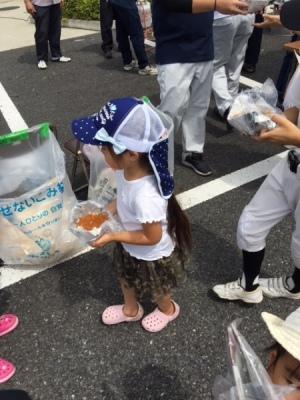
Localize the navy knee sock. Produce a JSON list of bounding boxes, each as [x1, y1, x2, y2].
[[241, 249, 265, 291]]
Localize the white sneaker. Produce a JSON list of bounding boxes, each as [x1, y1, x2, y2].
[[37, 60, 47, 70], [138, 65, 158, 76], [259, 276, 300, 299], [212, 279, 263, 303], [51, 56, 71, 62], [123, 60, 137, 71]]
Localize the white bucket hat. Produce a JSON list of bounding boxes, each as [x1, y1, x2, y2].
[[262, 307, 300, 362]]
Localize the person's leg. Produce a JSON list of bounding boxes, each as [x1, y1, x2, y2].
[[100, 0, 114, 55], [48, 3, 62, 59], [182, 61, 213, 156], [112, 5, 133, 66], [212, 16, 235, 117], [243, 13, 263, 72], [33, 5, 50, 62], [213, 158, 293, 302], [227, 14, 254, 100], [120, 280, 139, 317], [126, 6, 149, 69], [157, 63, 194, 172]]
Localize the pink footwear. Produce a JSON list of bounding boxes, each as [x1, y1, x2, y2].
[[0, 315, 19, 337], [0, 359, 15, 384], [141, 301, 180, 333], [102, 303, 144, 325]]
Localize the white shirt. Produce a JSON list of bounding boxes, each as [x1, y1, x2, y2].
[[116, 171, 175, 261], [32, 0, 60, 6], [284, 65, 300, 111]]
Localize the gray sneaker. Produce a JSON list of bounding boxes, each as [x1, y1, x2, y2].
[[182, 153, 212, 176], [259, 277, 300, 299], [138, 65, 158, 76], [123, 60, 138, 71]]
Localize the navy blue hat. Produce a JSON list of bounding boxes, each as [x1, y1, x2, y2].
[[71, 97, 174, 199]]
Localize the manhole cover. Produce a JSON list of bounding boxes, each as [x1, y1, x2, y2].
[[0, 6, 20, 11]]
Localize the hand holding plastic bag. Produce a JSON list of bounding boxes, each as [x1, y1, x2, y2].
[[213, 319, 296, 400], [228, 79, 280, 136], [70, 200, 121, 245]]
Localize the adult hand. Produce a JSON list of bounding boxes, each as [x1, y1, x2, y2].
[[285, 390, 300, 400], [254, 14, 281, 29], [215, 0, 248, 15], [254, 114, 300, 146], [60, 0, 64, 8], [24, 0, 36, 15]]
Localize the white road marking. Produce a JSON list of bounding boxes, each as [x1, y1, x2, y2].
[[0, 82, 28, 131], [0, 69, 282, 289]]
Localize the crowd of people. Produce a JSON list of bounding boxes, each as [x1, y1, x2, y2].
[[2, 0, 300, 397]]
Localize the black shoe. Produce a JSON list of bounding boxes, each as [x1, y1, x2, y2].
[[182, 153, 212, 176], [103, 50, 113, 59], [242, 63, 256, 74], [214, 107, 233, 132]]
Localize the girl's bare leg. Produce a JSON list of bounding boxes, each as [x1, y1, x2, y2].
[[120, 280, 139, 317], [156, 294, 175, 315]]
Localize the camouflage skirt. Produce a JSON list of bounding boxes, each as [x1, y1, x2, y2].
[[113, 244, 186, 302]]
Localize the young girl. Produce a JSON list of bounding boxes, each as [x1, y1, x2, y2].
[[71, 97, 191, 332]]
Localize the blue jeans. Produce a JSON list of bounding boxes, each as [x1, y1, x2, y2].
[[111, 2, 148, 69]]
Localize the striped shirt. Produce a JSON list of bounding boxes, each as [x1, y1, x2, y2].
[[32, 0, 61, 6]]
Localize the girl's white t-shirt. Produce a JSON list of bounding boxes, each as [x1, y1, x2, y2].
[[115, 171, 175, 261]]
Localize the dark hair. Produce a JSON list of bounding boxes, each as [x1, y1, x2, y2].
[[267, 342, 300, 378], [139, 154, 192, 256]]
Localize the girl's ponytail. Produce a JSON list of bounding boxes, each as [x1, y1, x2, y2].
[[167, 194, 192, 258]]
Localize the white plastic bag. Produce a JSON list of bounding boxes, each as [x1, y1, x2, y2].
[[82, 144, 117, 206], [0, 123, 85, 265], [69, 200, 121, 244], [228, 79, 279, 136], [213, 319, 296, 400], [247, 0, 268, 14]]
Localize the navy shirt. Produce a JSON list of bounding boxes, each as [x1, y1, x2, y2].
[[152, 0, 214, 65]]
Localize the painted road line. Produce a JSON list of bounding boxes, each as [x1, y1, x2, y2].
[[0, 82, 28, 131], [0, 247, 92, 289], [177, 151, 287, 210]]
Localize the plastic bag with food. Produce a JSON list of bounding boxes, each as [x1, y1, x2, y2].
[[228, 79, 279, 136], [70, 200, 122, 244]]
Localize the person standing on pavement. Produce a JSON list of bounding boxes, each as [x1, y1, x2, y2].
[[152, 2, 214, 176], [212, 12, 255, 128], [110, 0, 157, 76], [24, 0, 71, 70], [100, 0, 115, 59]]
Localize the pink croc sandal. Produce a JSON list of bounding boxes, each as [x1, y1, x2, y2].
[[102, 303, 144, 325], [141, 301, 180, 333], [0, 315, 19, 337], [0, 359, 16, 384]]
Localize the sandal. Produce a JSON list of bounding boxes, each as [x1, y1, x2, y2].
[[102, 303, 144, 325], [0, 315, 19, 337], [0, 359, 15, 384], [141, 301, 180, 333]]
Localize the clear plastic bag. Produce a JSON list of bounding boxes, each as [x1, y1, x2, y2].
[[247, 0, 269, 13], [228, 79, 279, 136], [0, 124, 85, 265], [69, 200, 122, 244], [212, 319, 297, 400], [82, 144, 117, 206]]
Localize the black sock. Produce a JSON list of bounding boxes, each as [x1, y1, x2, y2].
[[241, 249, 265, 291], [285, 268, 300, 293]]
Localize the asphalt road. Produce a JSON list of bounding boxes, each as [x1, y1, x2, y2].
[[0, 26, 298, 400]]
